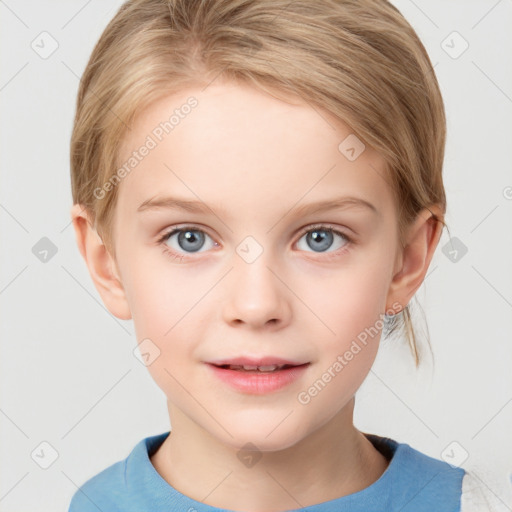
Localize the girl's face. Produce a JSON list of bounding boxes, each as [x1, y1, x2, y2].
[[111, 80, 403, 451]]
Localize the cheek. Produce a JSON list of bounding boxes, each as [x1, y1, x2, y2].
[[120, 253, 210, 383], [120, 247, 191, 333], [300, 259, 390, 340], [298, 271, 387, 413], [296, 259, 390, 402]]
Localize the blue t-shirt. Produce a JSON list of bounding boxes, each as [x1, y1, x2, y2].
[[68, 431, 465, 511]]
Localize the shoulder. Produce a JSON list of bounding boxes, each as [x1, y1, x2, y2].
[[68, 457, 127, 512], [68, 458, 126, 511], [67, 433, 169, 512], [395, 442, 465, 509], [367, 434, 465, 511]]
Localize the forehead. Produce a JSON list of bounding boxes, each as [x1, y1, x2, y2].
[[115, 80, 393, 222]]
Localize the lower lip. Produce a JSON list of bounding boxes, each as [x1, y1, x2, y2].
[[206, 363, 310, 394]]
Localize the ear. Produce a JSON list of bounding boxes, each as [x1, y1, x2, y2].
[[70, 204, 132, 320], [386, 206, 444, 313]]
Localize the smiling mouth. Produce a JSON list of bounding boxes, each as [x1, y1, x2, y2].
[[210, 363, 310, 372], [206, 362, 311, 394]]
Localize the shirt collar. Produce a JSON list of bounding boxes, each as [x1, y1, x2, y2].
[[125, 430, 405, 510]]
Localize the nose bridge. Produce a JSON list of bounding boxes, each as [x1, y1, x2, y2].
[[222, 233, 290, 326], [234, 233, 279, 297]]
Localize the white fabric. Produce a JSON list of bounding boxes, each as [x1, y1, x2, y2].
[[460, 469, 512, 512]]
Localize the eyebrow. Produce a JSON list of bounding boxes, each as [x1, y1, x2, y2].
[[137, 195, 379, 217]]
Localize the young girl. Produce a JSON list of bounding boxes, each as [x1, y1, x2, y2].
[[67, 0, 508, 510]]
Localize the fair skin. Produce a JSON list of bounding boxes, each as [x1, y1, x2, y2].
[[71, 80, 443, 512]]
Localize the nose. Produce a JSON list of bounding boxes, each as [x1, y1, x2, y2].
[[221, 246, 291, 329]]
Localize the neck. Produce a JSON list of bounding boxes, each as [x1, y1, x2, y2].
[[151, 397, 390, 512]]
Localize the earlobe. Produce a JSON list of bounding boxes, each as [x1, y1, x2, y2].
[[386, 206, 444, 312], [70, 204, 132, 320]]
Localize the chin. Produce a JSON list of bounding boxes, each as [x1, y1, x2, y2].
[[214, 417, 308, 453]]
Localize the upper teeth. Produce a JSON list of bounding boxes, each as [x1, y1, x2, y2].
[[227, 364, 286, 372]]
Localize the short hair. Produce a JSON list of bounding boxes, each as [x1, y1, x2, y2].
[[70, 0, 449, 367]]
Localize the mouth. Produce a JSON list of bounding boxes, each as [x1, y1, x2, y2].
[[209, 363, 309, 372], [205, 361, 311, 394]]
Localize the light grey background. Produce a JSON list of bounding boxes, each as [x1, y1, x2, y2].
[[1, 1, 511, 510]]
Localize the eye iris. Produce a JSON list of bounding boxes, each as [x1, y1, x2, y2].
[[178, 230, 204, 252], [307, 229, 333, 252]]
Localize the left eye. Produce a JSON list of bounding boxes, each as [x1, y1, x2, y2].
[[296, 225, 350, 253]]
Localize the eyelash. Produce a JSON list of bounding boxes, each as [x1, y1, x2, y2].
[[156, 223, 354, 263]]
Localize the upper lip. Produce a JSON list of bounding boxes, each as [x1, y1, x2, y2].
[[206, 356, 309, 367]]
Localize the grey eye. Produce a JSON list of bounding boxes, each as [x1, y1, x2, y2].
[[296, 228, 348, 253], [164, 228, 215, 253]]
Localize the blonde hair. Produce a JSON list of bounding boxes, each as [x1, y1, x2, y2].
[[70, 0, 449, 367]]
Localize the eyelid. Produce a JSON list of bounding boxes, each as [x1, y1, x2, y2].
[[295, 223, 353, 240]]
